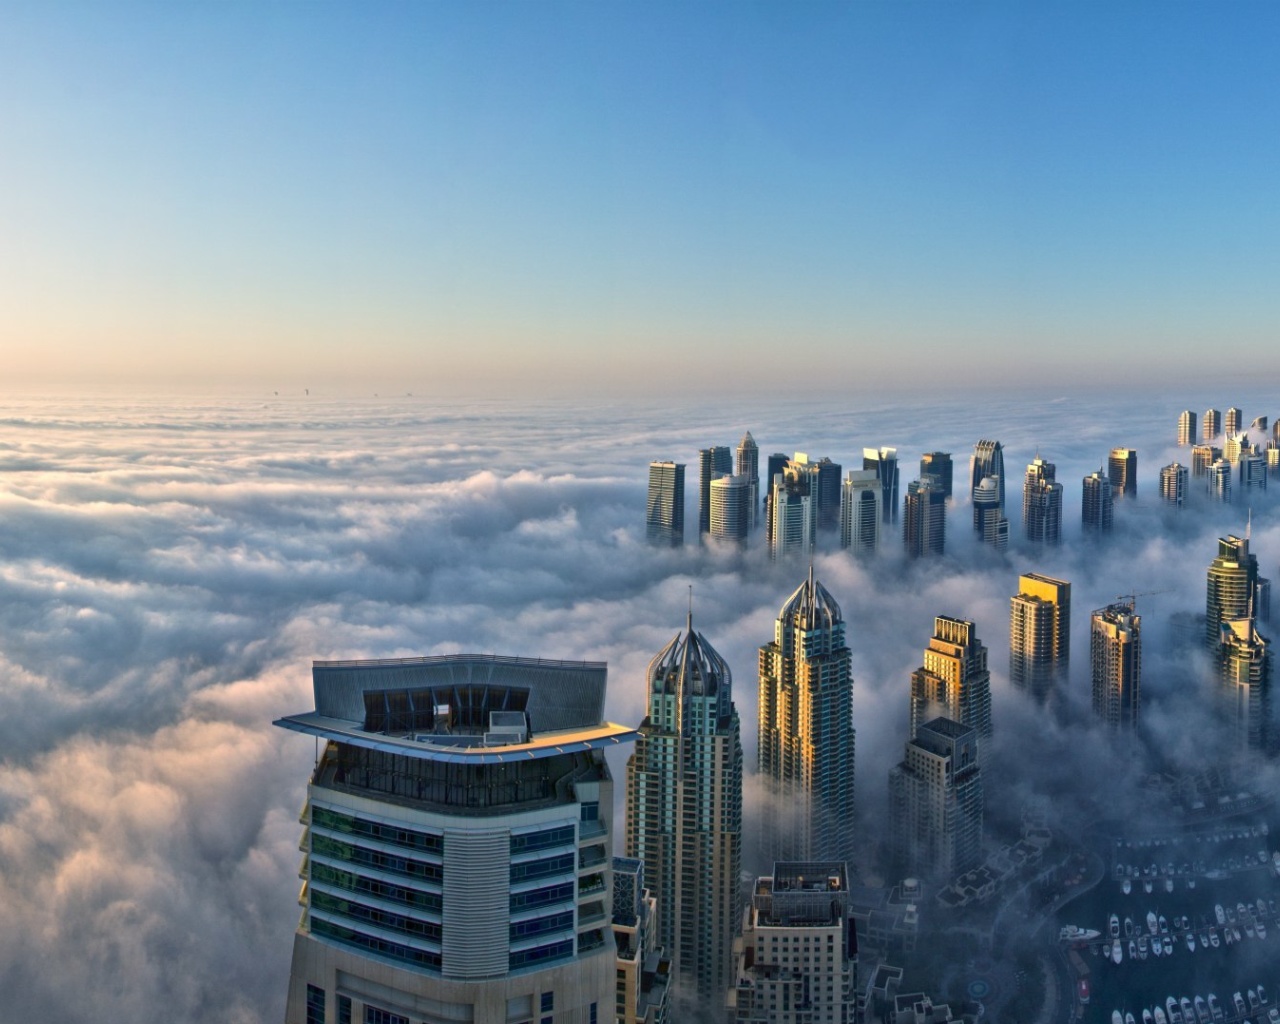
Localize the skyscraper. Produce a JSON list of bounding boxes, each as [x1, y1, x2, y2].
[[903, 478, 946, 558], [1178, 410, 1197, 447], [920, 451, 954, 500], [1240, 451, 1268, 494], [1091, 602, 1141, 730], [709, 473, 752, 545], [1204, 408, 1222, 440], [276, 654, 635, 1024], [1225, 406, 1243, 437], [1022, 455, 1063, 544], [888, 718, 983, 880], [737, 432, 760, 529], [1205, 534, 1265, 649], [969, 440, 1005, 511], [626, 615, 742, 1009], [1160, 462, 1188, 508], [1224, 433, 1251, 465], [972, 476, 1008, 550], [1108, 447, 1137, 499], [731, 863, 856, 1024], [1252, 415, 1269, 435], [758, 569, 855, 865], [863, 447, 900, 525], [698, 446, 733, 538], [1191, 444, 1221, 478], [1009, 573, 1071, 700], [647, 462, 685, 546], [839, 468, 880, 555], [767, 456, 819, 560], [1218, 617, 1272, 752], [1208, 460, 1233, 502], [1081, 468, 1114, 533], [908, 616, 992, 747], [815, 457, 843, 533]]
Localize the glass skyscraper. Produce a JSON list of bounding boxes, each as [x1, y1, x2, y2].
[[626, 616, 742, 1010], [646, 461, 685, 546], [758, 570, 855, 865]]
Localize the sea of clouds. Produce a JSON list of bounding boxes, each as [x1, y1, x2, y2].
[[0, 386, 1277, 1023]]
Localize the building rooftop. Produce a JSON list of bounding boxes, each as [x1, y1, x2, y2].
[[274, 652, 638, 763]]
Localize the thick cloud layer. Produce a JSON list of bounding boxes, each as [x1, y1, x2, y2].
[[0, 388, 1277, 1022]]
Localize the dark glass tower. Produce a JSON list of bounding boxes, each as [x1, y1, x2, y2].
[[646, 461, 685, 546]]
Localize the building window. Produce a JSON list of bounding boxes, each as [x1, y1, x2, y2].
[[337, 996, 351, 1024], [306, 984, 326, 1024], [364, 1007, 409, 1024], [541, 992, 555, 1012], [590, 1002, 598, 1024]]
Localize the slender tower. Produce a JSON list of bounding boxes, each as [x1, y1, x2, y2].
[[1022, 455, 1063, 544], [1010, 573, 1071, 700], [736, 431, 760, 529], [758, 569, 855, 864], [1178, 410, 1197, 447], [646, 461, 685, 546], [626, 613, 742, 1009], [1091, 602, 1141, 730], [1082, 467, 1114, 533], [908, 616, 992, 749], [970, 440, 1005, 511]]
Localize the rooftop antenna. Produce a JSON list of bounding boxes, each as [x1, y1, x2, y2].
[[1247, 507, 1253, 541], [687, 584, 694, 632]]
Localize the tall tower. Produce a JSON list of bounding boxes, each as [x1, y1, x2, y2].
[[1160, 463, 1188, 507], [1081, 467, 1114, 533], [1225, 406, 1243, 437], [1178, 410, 1197, 447], [863, 447, 900, 525], [1009, 573, 1071, 700], [920, 451, 954, 500], [736, 432, 760, 529], [1108, 447, 1137, 499], [814, 457, 843, 533], [972, 476, 1008, 550], [767, 456, 820, 560], [1208, 460, 1233, 502], [1218, 618, 1272, 752], [1204, 408, 1222, 440], [626, 615, 742, 1008], [903, 478, 946, 558], [1191, 444, 1220, 478], [839, 468, 881, 555], [1022, 455, 1063, 544], [908, 616, 992, 747], [1240, 451, 1268, 495], [647, 461, 685, 546], [1205, 534, 1262, 650], [758, 569, 855, 865], [969, 440, 1004, 511], [888, 718, 983, 880], [709, 474, 752, 545], [1091, 602, 1141, 730], [276, 655, 635, 1024], [698, 446, 733, 539]]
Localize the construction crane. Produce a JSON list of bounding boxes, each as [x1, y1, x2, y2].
[[1113, 588, 1174, 610]]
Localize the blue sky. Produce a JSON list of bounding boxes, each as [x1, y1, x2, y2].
[[3, 3, 1280, 393]]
